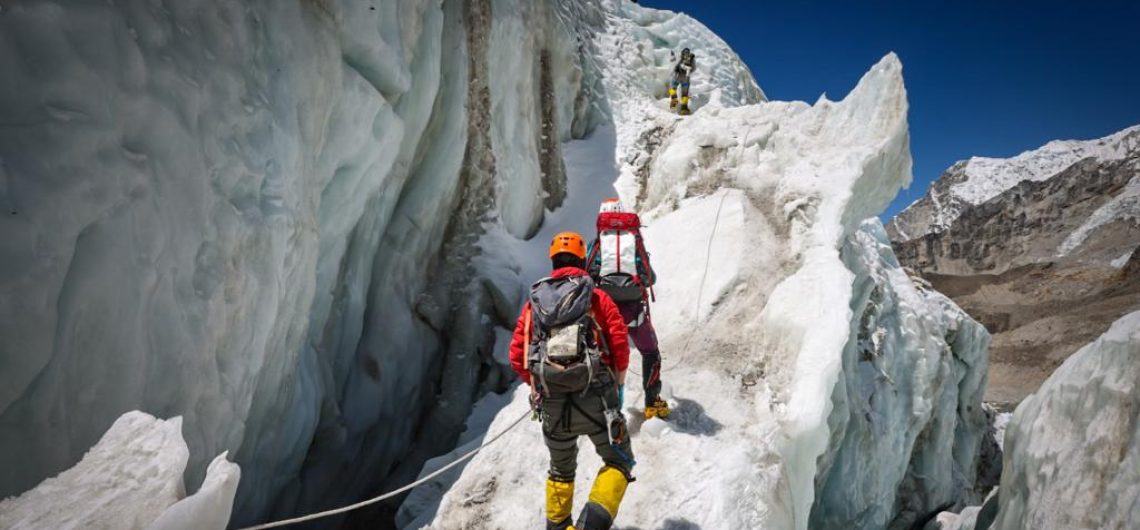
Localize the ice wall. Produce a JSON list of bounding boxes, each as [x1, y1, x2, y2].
[[813, 220, 992, 529], [0, 0, 603, 525], [992, 311, 1140, 529]]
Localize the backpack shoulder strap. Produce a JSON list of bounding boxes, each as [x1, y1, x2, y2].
[[588, 308, 608, 356], [586, 239, 600, 274]]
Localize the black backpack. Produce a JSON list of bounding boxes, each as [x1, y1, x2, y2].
[[524, 275, 608, 395], [675, 52, 695, 75]]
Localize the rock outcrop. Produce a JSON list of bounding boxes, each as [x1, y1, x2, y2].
[[888, 126, 1140, 404]]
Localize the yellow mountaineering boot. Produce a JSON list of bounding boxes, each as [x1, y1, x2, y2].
[[678, 95, 691, 115], [644, 397, 671, 419], [574, 466, 629, 530], [668, 87, 678, 109], [546, 478, 574, 530]]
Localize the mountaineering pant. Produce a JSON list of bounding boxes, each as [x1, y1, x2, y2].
[[541, 382, 633, 530], [669, 73, 691, 111], [669, 75, 691, 98], [617, 300, 662, 407]]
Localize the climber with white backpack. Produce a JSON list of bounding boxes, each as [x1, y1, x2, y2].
[[587, 198, 670, 420], [509, 231, 633, 530]]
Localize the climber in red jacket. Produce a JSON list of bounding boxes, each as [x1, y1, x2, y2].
[[508, 231, 632, 530]]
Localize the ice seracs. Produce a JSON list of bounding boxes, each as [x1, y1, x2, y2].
[[419, 18, 991, 527], [0, 0, 602, 525], [991, 311, 1140, 530]]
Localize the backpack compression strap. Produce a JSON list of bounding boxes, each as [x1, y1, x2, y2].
[[634, 234, 656, 302], [522, 307, 532, 371]]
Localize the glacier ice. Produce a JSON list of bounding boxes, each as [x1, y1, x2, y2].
[[0, 411, 238, 530], [416, 3, 993, 524], [1, 0, 996, 527], [814, 220, 992, 529], [147, 451, 241, 530], [0, 0, 605, 525], [991, 311, 1140, 530]]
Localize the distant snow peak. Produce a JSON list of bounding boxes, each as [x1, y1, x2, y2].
[[891, 124, 1140, 239], [959, 124, 1140, 205]]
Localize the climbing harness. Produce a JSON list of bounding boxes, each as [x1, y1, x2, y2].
[[237, 409, 531, 530]]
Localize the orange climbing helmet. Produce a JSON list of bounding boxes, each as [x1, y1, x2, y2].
[[549, 231, 587, 259]]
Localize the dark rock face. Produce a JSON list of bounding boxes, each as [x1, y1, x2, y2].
[[887, 160, 971, 241], [892, 155, 1137, 276], [889, 148, 1140, 405]]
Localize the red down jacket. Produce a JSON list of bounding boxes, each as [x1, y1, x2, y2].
[[509, 267, 630, 384]]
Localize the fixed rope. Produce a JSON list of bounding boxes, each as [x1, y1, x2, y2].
[[238, 409, 531, 530], [630, 189, 729, 376]]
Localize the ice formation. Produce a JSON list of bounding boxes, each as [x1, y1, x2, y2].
[[1, 0, 993, 527], [991, 311, 1140, 530], [0, 411, 238, 530], [0, 0, 603, 525], [416, 3, 991, 529]]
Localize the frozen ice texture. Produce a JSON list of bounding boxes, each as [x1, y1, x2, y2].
[[0, 0, 602, 524], [992, 311, 1140, 530], [1, 0, 993, 527], [0, 411, 238, 530], [415, 4, 992, 525]]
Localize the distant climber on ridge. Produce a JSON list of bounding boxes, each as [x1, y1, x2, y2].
[[669, 47, 696, 115], [509, 232, 634, 530], [587, 199, 670, 420]]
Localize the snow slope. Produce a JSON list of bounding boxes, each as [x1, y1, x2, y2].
[[890, 125, 1140, 240], [0, 411, 238, 530], [1057, 167, 1140, 256], [415, 3, 992, 527], [992, 311, 1140, 530], [957, 126, 1139, 206]]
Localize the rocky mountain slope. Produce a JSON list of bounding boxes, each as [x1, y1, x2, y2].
[[888, 126, 1140, 241], [888, 126, 1140, 404]]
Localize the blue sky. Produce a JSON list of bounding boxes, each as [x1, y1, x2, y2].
[[642, 0, 1140, 219]]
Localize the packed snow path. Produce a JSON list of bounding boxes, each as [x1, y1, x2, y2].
[[415, 121, 791, 530]]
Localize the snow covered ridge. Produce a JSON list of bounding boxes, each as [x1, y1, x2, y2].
[[959, 125, 1139, 206], [990, 311, 1140, 530], [423, 49, 994, 529], [0, 0, 611, 525], [0, 411, 239, 530], [889, 124, 1140, 239]]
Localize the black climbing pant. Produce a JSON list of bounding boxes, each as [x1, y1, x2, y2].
[[541, 381, 634, 481]]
